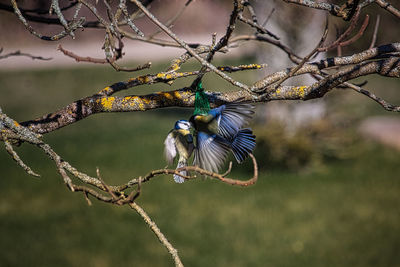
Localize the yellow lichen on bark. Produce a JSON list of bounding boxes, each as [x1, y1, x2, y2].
[[98, 86, 112, 95], [128, 76, 150, 84], [295, 86, 307, 98], [100, 97, 115, 111], [142, 96, 151, 105], [173, 91, 182, 99], [163, 92, 173, 100]]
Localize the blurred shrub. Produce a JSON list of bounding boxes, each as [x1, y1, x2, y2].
[[253, 118, 357, 171]]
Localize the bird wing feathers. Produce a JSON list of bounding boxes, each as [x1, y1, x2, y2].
[[193, 132, 230, 173], [164, 132, 177, 164], [230, 128, 256, 163], [216, 103, 254, 139]]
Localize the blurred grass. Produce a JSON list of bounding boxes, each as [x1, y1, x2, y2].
[[0, 62, 400, 267]]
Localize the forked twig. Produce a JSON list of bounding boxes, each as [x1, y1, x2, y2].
[[269, 21, 329, 91], [130, 0, 252, 92]]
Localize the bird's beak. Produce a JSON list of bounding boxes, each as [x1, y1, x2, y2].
[[178, 128, 190, 136]]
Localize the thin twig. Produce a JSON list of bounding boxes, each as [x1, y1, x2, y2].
[[261, 7, 275, 27], [58, 44, 151, 71], [51, 0, 75, 38], [348, 82, 400, 111], [11, 0, 84, 41], [239, 0, 279, 40], [58, 44, 109, 63], [119, 0, 144, 36], [318, 7, 364, 52], [2, 137, 40, 177], [369, 14, 380, 49], [130, 0, 252, 93], [283, 0, 358, 20], [339, 14, 369, 46], [148, 0, 193, 39], [0, 49, 52, 61], [270, 21, 329, 91], [130, 202, 184, 267]]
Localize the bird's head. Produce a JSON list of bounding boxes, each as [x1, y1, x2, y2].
[[174, 120, 191, 130], [189, 115, 197, 125], [189, 114, 210, 125]]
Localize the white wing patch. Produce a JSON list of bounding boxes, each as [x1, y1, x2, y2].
[[164, 132, 176, 164]]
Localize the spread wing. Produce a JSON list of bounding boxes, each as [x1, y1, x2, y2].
[[193, 132, 230, 173], [216, 102, 255, 139], [164, 132, 176, 164]]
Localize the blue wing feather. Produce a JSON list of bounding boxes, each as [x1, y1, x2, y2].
[[193, 102, 256, 172], [230, 128, 256, 163], [193, 132, 230, 173], [211, 102, 254, 139]]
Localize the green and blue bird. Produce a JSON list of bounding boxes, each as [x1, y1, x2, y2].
[[165, 102, 256, 182], [164, 120, 194, 183], [189, 102, 256, 173]]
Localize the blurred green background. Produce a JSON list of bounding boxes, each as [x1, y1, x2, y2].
[[0, 59, 400, 267]]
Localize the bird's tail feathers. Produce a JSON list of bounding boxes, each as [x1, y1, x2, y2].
[[174, 159, 188, 183], [231, 128, 256, 163]]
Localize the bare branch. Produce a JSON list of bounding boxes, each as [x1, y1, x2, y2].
[[304, 57, 400, 100], [119, 0, 144, 37], [0, 48, 52, 61], [130, 202, 184, 267], [130, 0, 252, 92], [12, 43, 398, 135], [50, 0, 76, 38], [369, 14, 381, 49], [283, 0, 359, 20], [240, 0, 279, 40], [348, 82, 400, 111], [148, 0, 193, 39], [1, 2, 399, 263], [57, 44, 152, 71], [271, 19, 329, 90], [375, 0, 400, 18], [1, 107, 258, 267], [10, 0, 84, 41], [192, 0, 244, 86], [339, 14, 370, 46], [318, 7, 366, 52], [2, 137, 40, 177], [58, 44, 109, 64]]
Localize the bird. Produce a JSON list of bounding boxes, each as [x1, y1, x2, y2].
[[189, 102, 256, 173], [164, 120, 194, 183]]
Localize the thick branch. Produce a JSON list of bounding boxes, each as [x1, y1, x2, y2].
[[18, 43, 400, 134]]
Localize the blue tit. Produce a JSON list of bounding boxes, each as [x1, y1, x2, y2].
[[189, 102, 256, 173], [164, 120, 194, 183]]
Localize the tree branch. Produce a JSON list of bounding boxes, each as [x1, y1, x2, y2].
[[14, 43, 398, 134], [130, 202, 184, 267], [0, 48, 52, 61], [130, 0, 252, 92]]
